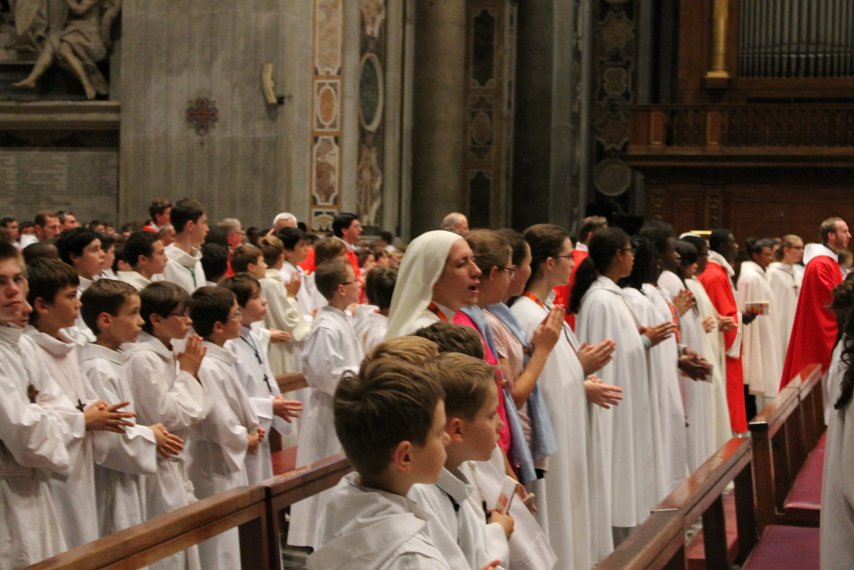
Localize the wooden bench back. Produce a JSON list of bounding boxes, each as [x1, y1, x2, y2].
[[277, 372, 308, 393], [599, 437, 757, 570], [749, 363, 822, 531]]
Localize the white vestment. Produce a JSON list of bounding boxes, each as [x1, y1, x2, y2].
[[736, 261, 782, 399], [308, 472, 451, 570], [117, 270, 153, 291], [227, 324, 292, 484], [686, 277, 732, 448], [820, 336, 854, 569], [409, 467, 508, 570], [288, 306, 364, 548], [124, 332, 212, 570], [576, 277, 656, 534], [767, 261, 802, 369], [79, 343, 158, 536], [281, 261, 316, 321], [0, 325, 80, 568], [352, 304, 388, 354], [261, 268, 311, 376], [191, 342, 258, 570], [512, 295, 593, 567], [163, 244, 206, 293], [25, 327, 100, 547]]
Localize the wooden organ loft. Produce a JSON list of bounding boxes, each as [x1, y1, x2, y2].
[[627, 0, 854, 241]]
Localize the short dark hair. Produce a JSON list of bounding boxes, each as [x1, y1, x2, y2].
[[276, 227, 307, 251], [170, 198, 205, 233], [578, 216, 608, 243], [55, 228, 100, 265], [139, 281, 189, 334], [495, 228, 528, 267], [190, 286, 236, 338], [81, 279, 138, 334], [314, 237, 346, 266], [0, 239, 20, 263], [22, 241, 58, 264], [434, 352, 495, 421], [220, 272, 261, 307], [200, 243, 229, 282], [26, 258, 79, 325], [315, 259, 352, 300], [379, 230, 393, 244], [33, 211, 58, 227], [56, 210, 75, 224], [334, 351, 443, 476], [231, 244, 262, 273], [709, 229, 734, 253], [412, 322, 484, 359], [365, 267, 396, 309], [258, 236, 284, 266], [0, 217, 16, 229], [148, 198, 172, 221], [123, 231, 159, 269], [332, 212, 359, 238], [821, 217, 843, 246]]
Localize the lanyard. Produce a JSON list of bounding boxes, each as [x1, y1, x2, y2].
[[240, 334, 274, 394], [427, 302, 448, 322]]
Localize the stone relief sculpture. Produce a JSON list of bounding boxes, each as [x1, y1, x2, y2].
[[6, 0, 68, 53], [13, 0, 120, 99]]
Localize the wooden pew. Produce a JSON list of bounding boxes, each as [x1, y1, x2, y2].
[[272, 372, 308, 474], [749, 363, 822, 530], [598, 437, 757, 570], [277, 372, 308, 394], [27, 486, 270, 570], [261, 454, 352, 567]]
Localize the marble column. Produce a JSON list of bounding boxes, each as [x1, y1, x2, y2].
[[409, 0, 466, 237]]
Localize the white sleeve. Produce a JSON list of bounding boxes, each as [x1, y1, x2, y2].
[[302, 325, 359, 396], [196, 365, 249, 473]]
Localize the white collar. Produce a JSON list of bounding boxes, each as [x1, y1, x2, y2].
[[708, 250, 735, 276]]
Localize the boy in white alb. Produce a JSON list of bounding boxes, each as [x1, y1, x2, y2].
[[163, 198, 209, 293], [0, 242, 84, 566], [79, 279, 184, 535], [124, 281, 212, 570], [289, 259, 364, 548], [278, 227, 314, 322], [118, 230, 168, 290], [56, 227, 105, 344], [258, 236, 311, 375], [222, 273, 302, 483], [308, 338, 453, 569], [25, 258, 136, 548], [353, 266, 395, 353], [188, 286, 265, 570]]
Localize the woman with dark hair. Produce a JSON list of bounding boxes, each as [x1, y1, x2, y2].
[[511, 223, 619, 567], [737, 238, 782, 410], [820, 279, 854, 565], [620, 237, 689, 501], [571, 226, 657, 548]]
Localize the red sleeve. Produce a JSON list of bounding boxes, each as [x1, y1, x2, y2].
[[698, 265, 739, 350]]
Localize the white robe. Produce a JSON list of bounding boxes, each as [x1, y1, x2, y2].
[[124, 332, 212, 570], [0, 325, 80, 568], [511, 295, 593, 568], [309, 472, 451, 570], [289, 306, 364, 548], [192, 342, 258, 570], [261, 268, 311, 376], [117, 270, 153, 291], [685, 277, 732, 449], [409, 467, 508, 570], [24, 327, 100, 547], [352, 304, 388, 354], [820, 336, 854, 569], [736, 261, 782, 399], [281, 261, 315, 322], [622, 286, 688, 501], [163, 244, 206, 293], [767, 261, 802, 371], [227, 324, 293, 483], [576, 276, 656, 534], [79, 343, 159, 536]]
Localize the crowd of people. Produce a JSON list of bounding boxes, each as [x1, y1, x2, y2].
[[0, 200, 851, 570]]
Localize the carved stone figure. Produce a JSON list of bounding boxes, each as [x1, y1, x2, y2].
[[13, 0, 120, 99]]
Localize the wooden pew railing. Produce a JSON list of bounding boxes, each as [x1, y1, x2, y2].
[[598, 437, 756, 570], [277, 371, 308, 393], [749, 363, 822, 531]]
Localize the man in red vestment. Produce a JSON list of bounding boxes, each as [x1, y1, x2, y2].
[[555, 216, 607, 328], [299, 212, 363, 277], [780, 217, 851, 387], [698, 229, 749, 433]]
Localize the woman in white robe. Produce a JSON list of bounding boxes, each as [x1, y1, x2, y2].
[[767, 235, 804, 371], [737, 239, 782, 407], [572, 226, 658, 548], [681, 234, 733, 448]]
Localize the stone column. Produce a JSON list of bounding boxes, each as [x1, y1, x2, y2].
[[409, 0, 466, 237]]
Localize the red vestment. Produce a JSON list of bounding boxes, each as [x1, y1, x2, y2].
[[698, 261, 747, 433], [553, 249, 589, 329], [780, 253, 841, 387]]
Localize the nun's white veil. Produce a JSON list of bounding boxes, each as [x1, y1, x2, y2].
[[385, 230, 464, 339]]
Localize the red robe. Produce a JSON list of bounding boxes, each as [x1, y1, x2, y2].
[[698, 260, 748, 433], [553, 248, 589, 329], [780, 252, 842, 388]]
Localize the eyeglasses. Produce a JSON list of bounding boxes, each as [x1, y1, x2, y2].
[[552, 254, 574, 261], [230, 310, 243, 320], [500, 266, 517, 278]]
